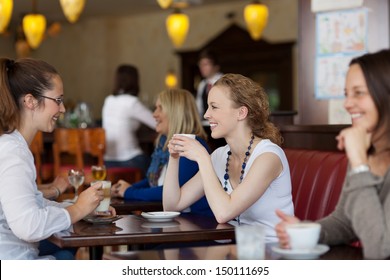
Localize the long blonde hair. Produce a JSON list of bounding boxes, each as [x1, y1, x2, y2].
[[158, 88, 207, 149]]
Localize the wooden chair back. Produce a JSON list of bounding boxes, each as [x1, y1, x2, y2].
[[53, 128, 84, 177], [79, 127, 106, 166]]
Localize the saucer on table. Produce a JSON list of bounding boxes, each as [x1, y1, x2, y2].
[[141, 211, 180, 222], [271, 244, 330, 260]]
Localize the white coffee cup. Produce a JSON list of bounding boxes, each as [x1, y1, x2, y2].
[[286, 222, 321, 250], [235, 225, 266, 260], [176, 133, 196, 139], [94, 180, 111, 213]]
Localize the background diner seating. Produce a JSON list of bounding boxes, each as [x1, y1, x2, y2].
[[279, 124, 349, 221], [52, 128, 84, 179], [284, 148, 348, 220], [51, 127, 142, 185], [29, 131, 54, 184]]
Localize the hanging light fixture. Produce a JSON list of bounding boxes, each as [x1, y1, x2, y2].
[[0, 0, 13, 34], [165, 69, 178, 88], [157, 0, 173, 9], [23, 0, 46, 49], [244, 0, 269, 41], [166, 9, 189, 48], [60, 0, 86, 23]]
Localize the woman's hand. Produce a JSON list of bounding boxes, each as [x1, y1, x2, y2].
[[275, 209, 300, 249], [67, 182, 104, 223], [168, 135, 208, 163], [51, 175, 71, 194], [336, 126, 371, 167], [111, 179, 131, 198]]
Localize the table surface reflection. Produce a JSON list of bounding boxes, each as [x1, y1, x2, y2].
[[110, 198, 163, 215], [103, 243, 364, 260], [49, 213, 235, 248]]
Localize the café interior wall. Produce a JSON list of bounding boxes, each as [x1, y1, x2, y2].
[[0, 0, 298, 121]]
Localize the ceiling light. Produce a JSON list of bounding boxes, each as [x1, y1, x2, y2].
[[60, 0, 86, 23], [157, 0, 173, 9], [0, 0, 13, 34], [166, 9, 189, 48], [23, 13, 46, 49], [165, 70, 178, 88], [244, 0, 269, 40]]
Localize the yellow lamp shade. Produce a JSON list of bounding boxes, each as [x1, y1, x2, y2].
[[165, 71, 178, 88], [166, 10, 189, 48], [60, 0, 86, 23], [157, 0, 173, 9], [244, 2, 269, 40], [23, 14, 46, 49], [0, 0, 13, 33]]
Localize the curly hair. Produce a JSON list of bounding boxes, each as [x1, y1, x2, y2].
[[214, 73, 282, 145]]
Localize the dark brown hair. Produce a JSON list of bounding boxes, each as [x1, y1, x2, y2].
[[349, 49, 390, 134], [214, 73, 282, 145], [0, 57, 59, 135], [112, 64, 140, 96]]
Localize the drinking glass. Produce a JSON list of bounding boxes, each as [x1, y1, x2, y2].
[[68, 169, 85, 201], [91, 165, 107, 180]]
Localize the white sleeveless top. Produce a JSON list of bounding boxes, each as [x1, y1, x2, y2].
[[211, 139, 294, 242]]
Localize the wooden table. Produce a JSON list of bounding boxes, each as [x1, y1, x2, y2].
[[103, 243, 364, 260], [49, 213, 235, 259], [110, 198, 163, 215]]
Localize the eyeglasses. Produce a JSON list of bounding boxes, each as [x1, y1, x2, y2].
[[36, 94, 64, 106]]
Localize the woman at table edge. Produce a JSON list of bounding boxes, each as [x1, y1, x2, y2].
[[0, 58, 114, 260], [276, 49, 390, 260], [163, 73, 294, 242]]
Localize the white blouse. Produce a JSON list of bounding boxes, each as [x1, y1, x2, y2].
[[102, 94, 156, 161], [0, 130, 71, 259]]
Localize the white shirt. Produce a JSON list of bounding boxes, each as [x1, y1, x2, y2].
[[0, 130, 71, 259], [196, 72, 223, 118], [211, 139, 294, 243], [102, 94, 156, 161]]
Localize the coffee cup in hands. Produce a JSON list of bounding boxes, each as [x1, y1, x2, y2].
[[285, 222, 321, 251], [94, 180, 111, 214]]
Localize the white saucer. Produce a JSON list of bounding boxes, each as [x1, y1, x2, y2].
[[271, 244, 330, 260], [141, 211, 180, 222]]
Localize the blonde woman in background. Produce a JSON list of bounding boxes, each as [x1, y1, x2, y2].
[[112, 88, 212, 216]]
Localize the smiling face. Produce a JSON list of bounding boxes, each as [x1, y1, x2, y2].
[[344, 64, 379, 133], [35, 75, 65, 133], [204, 85, 240, 139], [153, 97, 169, 135]]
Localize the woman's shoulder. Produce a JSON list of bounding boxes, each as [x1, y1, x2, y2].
[[254, 139, 285, 157], [0, 131, 29, 159]]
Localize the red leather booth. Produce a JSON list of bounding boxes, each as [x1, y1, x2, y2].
[[284, 148, 348, 221]]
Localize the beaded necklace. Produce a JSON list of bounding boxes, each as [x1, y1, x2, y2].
[[223, 134, 255, 225]]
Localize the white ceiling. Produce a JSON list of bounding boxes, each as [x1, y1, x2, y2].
[[11, 0, 243, 23]]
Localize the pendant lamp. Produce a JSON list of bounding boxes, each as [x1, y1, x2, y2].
[[23, 13, 46, 49], [166, 9, 189, 48], [157, 0, 173, 9], [0, 0, 13, 33], [165, 70, 178, 88], [244, 0, 269, 41], [60, 0, 86, 23]]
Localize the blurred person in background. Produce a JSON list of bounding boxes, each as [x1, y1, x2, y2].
[[196, 50, 223, 120], [102, 64, 156, 175]]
